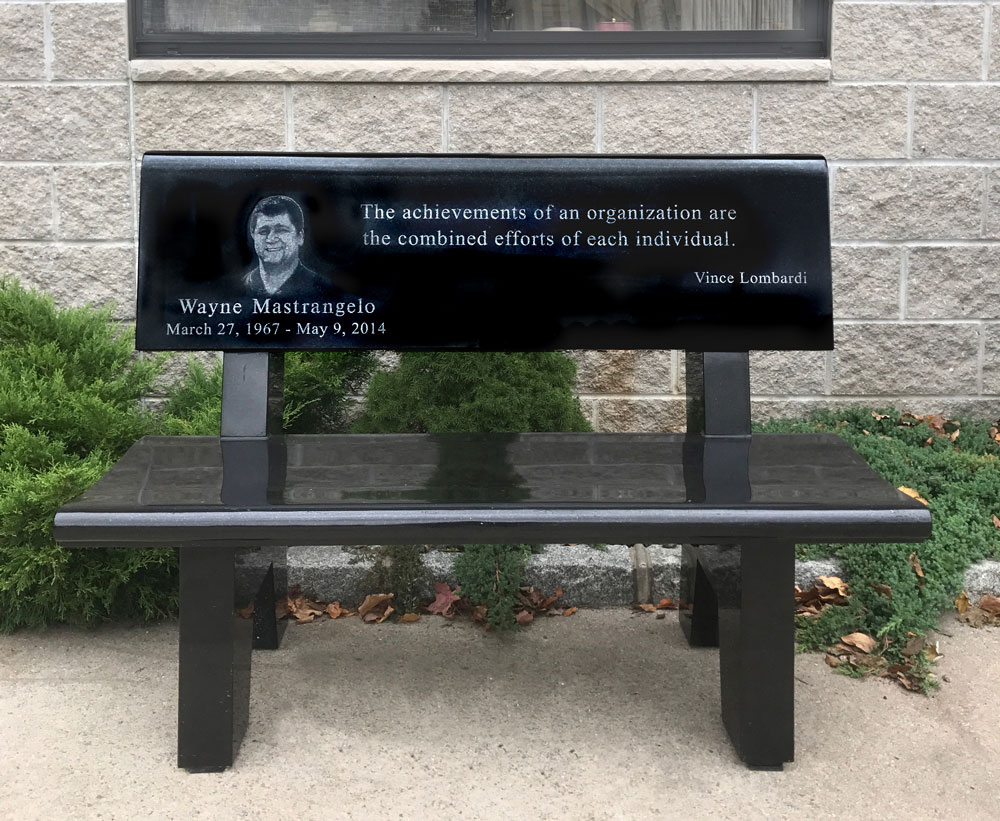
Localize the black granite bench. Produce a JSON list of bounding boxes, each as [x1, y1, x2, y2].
[[53, 154, 931, 773]]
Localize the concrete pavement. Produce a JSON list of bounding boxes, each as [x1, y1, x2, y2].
[[2, 610, 999, 820]]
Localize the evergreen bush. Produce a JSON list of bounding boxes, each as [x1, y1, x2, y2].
[[162, 350, 376, 436], [758, 408, 1000, 680], [0, 280, 175, 631], [352, 351, 591, 625]]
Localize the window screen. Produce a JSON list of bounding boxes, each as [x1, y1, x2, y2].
[[132, 0, 827, 58]]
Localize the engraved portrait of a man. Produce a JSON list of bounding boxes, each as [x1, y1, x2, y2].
[[243, 195, 328, 297]]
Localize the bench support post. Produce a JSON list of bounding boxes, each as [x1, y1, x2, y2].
[[177, 546, 251, 772]]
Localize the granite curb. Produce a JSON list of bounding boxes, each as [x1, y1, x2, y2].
[[236, 545, 1000, 607]]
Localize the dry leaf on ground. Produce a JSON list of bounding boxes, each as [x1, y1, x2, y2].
[[399, 613, 421, 623], [635, 603, 657, 613], [898, 486, 929, 506], [979, 595, 1000, 616], [907, 552, 925, 579], [426, 582, 461, 618], [357, 592, 394, 618], [841, 632, 877, 654], [656, 598, 677, 610], [955, 590, 971, 614], [563, 607, 577, 617], [515, 610, 534, 626], [288, 594, 326, 624]]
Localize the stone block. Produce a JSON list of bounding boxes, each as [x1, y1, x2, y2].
[[602, 84, 752, 153], [634, 350, 674, 394], [913, 86, 1000, 159], [993, 4, 1000, 80], [831, 323, 980, 395], [54, 165, 132, 241], [0, 166, 53, 240], [751, 397, 832, 423], [448, 85, 596, 152], [832, 3, 983, 81], [907, 246, 1000, 319], [51, 3, 128, 80], [984, 326, 1000, 395], [595, 398, 686, 432], [293, 84, 441, 152], [757, 84, 907, 159], [987, 171, 1000, 239], [749, 350, 827, 395], [572, 350, 637, 394], [832, 246, 901, 319], [134, 83, 286, 154], [833, 166, 984, 241], [0, 86, 130, 161], [0, 4, 44, 80], [2, 244, 135, 318]]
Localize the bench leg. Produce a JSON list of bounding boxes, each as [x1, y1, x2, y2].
[[252, 552, 287, 651], [702, 540, 795, 770], [177, 546, 252, 772], [679, 544, 719, 647]]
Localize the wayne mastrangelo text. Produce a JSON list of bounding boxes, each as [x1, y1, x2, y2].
[[175, 298, 377, 317]]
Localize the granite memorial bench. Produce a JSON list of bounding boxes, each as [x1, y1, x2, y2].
[[53, 153, 932, 773]]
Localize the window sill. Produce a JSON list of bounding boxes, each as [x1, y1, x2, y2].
[[130, 58, 831, 84]]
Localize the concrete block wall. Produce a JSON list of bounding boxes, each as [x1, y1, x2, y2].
[[0, 1, 997, 427]]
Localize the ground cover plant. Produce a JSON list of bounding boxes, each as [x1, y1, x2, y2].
[[759, 408, 1000, 690]]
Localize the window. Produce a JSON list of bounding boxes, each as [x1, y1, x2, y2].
[[130, 0, 829, 58]]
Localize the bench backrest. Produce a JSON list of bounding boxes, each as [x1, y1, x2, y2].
[[136, 154, 832, 354]]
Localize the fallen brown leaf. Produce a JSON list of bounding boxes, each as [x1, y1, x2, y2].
[[399, 613, 421, 623], [871, 411, 889, 421], [358, 592, 394, 618], [563, 606, 577, 617], [979, 595, 1000, 616], [818, 576, 850, 597], [908, 552, 925, 579], [426, 582, 460, 618], [955, 590, 971, 614], [992, 514, 1000, 529], [288, 594, 326, 624], [899, 486, 929, 506], [871, 583, 893, 601], [958, 605, 994, 628], [841, 632, 877, 654], [656, 598, 677, 610], [515, 610, 534, 626], [902, 635, 925, 657], [636, 603, 657, 613], [237, 604, 254, 619], [326, 602, 354, 620]]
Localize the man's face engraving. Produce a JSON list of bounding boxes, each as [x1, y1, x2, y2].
[[252, 213, 303, 269]]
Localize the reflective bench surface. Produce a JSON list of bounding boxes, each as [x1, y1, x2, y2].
[[54, 432, 931, 547]]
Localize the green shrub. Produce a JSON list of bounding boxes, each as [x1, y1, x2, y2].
[[162, 350, 376, 436], [352, 351, 591, 626], [352, 351, 590, 434], [0, 280, 176, 631], [758, 407, 1000, 675]]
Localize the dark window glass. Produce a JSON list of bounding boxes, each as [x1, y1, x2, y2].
[[132, 0, 827, 57]]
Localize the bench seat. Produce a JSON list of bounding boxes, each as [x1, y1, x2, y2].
[[54, 432, 930, 548]]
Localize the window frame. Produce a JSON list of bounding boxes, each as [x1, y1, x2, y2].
[[129, 0, 830, 60]]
